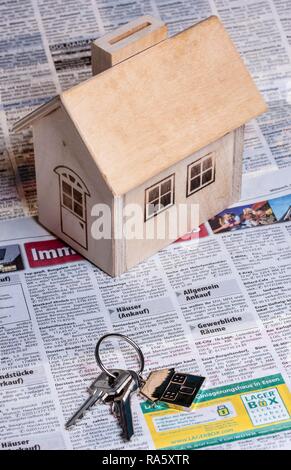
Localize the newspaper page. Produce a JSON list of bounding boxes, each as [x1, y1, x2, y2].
[[0, 172, 291, 450], [0, 0, 291, 220]]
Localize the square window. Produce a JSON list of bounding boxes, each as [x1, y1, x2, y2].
[[187, 153, 215, 197], [62, 181, 72, 196], [63, 194, 72, 210], [161, 179, 171, 195], [191, 163, 201, 178], [74, 202, 83, 218], [145, 175, 174, 220], [202, 169, 212, 185], [190, 176, 201, 192], [202, 157, 212, 171], [148, 186, 159, 202], [160, 193, 171, 208], [73, 188, 83, 204]]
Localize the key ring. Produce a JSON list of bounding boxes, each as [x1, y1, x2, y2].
[[95, 333, 145, 380]]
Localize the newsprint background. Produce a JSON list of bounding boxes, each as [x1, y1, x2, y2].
[[1, 0, 291, 451]]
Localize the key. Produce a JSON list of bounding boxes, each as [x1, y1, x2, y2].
[[110, 371, 140, 440], [140, 368, 205, 411], [65, 368, 132, 429]]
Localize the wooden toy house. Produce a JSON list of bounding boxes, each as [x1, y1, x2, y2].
[[14, 15, 267, 276]]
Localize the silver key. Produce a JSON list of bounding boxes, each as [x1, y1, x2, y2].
[[65, 368, 132, 429], [111, 371, 140, 440]]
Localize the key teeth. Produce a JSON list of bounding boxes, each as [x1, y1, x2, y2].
[[66, 369, 137, 439], [65, 418, 77, 430], [66, 409, 87, 429], [120, 428, 130, 441], [110, 402, 117, 419]]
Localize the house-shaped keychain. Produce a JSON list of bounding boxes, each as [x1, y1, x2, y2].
[[14, 15, 267, 276]]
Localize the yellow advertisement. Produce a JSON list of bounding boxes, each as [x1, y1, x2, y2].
[[141, 374, 291, 449]]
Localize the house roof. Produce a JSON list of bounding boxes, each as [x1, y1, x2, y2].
[[14, 16, 267, 195], [13, 96, 60, 132]]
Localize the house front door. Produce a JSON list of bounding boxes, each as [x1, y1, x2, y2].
[[54, 166, 90, 250]]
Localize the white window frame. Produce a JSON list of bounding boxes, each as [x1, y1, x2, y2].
[[145, 174, 175, 221], [186, 152, 215, 197]]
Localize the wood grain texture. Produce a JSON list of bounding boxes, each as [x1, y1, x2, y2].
[[232, 125, 244, 202], [91, 15, 168, 75], [62, 15, 267, 196]]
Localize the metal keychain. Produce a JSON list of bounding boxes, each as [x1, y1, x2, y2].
[[95, 332, 145, 381], [66, 333, 144, 440]]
